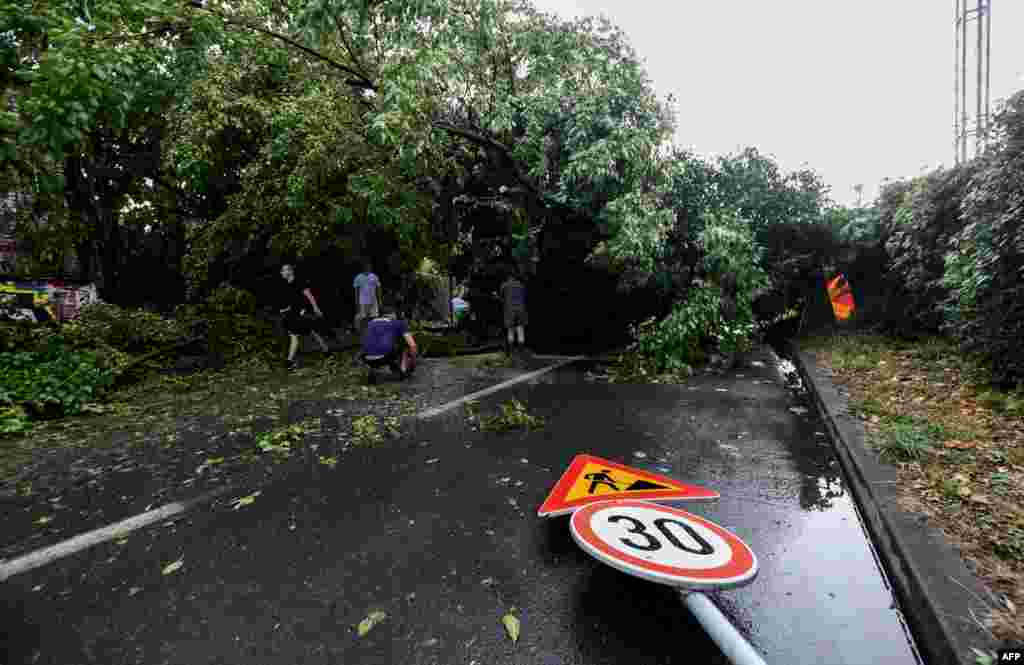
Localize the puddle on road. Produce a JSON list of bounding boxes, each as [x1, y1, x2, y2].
[[392, 348, 920, 663]]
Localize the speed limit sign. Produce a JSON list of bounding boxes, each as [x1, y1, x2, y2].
[[569, 499, 758, 590]]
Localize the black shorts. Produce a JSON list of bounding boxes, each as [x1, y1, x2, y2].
[[283, 313, 312, 335], [285, 311, 334, 337], [362, 336, 409, 369], [364, 351, 401, 371]]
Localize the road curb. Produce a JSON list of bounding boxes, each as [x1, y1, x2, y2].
[[786, 341, 999, 665]]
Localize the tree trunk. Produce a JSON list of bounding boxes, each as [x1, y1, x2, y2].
[[449, 271, 455, 328], [97, 201, 122, 302]]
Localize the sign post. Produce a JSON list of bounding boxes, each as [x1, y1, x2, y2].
[[682, 591, 769, 665], [568, 498, 767, 665]]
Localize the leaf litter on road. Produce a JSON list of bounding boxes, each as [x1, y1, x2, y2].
[[502, 612, 520, 645], [161, 558, 184, 575], [231, 491, 261, 510], [357, 610, 387, 637]]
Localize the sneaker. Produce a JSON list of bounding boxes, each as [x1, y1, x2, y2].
[[286, 359, 299, 371]]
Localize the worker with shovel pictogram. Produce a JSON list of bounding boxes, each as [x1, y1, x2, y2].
[[584, 469, 620, 494]]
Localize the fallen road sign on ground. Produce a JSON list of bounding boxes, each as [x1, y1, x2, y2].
[[537, 454, 719, 517], [569, 499, 758, 590]]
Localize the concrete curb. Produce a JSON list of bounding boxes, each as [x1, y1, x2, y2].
[[786, 342, 999, 665]]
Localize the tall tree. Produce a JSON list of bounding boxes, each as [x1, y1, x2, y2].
[[184, 0, 678, 268], [1, 0, 233, 296]]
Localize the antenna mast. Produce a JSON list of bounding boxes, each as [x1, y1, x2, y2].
[[954, 0, 992, 164]]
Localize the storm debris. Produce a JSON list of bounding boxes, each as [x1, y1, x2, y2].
[[231, 491, 261, 510], [356, 610, 387, 637], [161, 558, 184, 575], [502, 612, 520, 645]]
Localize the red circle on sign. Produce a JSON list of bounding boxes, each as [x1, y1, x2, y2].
[[570, 499, 757, 589]]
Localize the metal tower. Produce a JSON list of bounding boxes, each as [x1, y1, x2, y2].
[[954, 0, 992, 164]]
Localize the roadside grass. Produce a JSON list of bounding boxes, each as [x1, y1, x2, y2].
[[877, 416, 939, 462], [803, 331, 1024, 642]]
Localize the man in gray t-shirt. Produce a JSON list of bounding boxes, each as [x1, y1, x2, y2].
[[500, 270, 528, 353], [353, 260, 382, 334]]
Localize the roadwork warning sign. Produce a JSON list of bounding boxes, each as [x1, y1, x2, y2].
[[538, 454, 719, 517]]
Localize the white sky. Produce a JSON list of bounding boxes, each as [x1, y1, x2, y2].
[[529, 0, 1024, 207]]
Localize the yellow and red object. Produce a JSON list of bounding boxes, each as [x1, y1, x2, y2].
[[826, 274, 855, 321]]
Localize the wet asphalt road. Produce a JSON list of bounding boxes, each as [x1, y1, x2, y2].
[[1, 347, 922, 665]]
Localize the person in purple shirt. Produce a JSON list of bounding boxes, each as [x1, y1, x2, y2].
[[360, 303, 418, 384]]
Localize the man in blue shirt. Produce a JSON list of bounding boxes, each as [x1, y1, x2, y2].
[[361, 303, 418, 384]]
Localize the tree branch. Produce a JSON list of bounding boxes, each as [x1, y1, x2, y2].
[[97, 23, 185, 44], [334, 13, 374, 84], [194, 5, 377, 91], [433, 121, 539, 197]]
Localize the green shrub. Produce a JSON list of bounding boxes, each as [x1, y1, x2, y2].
[[940, 94, 1024, 388], [637, 287, 718, 369], [881, 163, 979, 335], [917, 92, 1024, 388], [174, 284, 276, 359], [68, 303, 185, 354], [0, 404, 32, 435], [0, 321, 57, 353], [203, 283, 257, 316], [0, 338, 115, 425], [637, 210, 765, 370]]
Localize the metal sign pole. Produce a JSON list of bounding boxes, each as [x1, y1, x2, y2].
[[681, 591, 768, 665]]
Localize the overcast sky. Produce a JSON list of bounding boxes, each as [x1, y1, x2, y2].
[[529, 0, 1023, 207]]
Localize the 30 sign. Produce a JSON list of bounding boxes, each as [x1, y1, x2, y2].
[[570, 500, 758, 590]]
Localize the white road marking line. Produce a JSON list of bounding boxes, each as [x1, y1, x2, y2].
[[416, 356, 584, 419], [0, 485, 233, 582], [0, 355, 584, 581]]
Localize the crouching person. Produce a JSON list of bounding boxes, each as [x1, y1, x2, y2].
[[361, 303, 418, 384]]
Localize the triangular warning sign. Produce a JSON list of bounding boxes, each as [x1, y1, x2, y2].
[[538, 454, 719, 517]]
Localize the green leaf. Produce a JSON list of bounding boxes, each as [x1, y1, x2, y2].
[[230, 491, 261, 510], [502, 613, 520, 644], [356, 611, 387, 637], [161, 558, 184, 575]]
